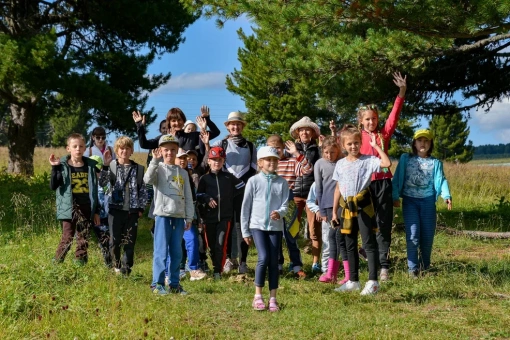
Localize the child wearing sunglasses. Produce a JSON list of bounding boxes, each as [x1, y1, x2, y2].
[[89, 126, 116, 163]]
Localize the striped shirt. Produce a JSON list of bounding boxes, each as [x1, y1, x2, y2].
[[277, 154, 313, 189]]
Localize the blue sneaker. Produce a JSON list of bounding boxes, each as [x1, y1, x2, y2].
[[169, 285, 188, 295], [152, 284, 168, 295], [311, 263, 320, 272]]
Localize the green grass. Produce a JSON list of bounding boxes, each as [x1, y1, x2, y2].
[[1, 149, 510, 338]]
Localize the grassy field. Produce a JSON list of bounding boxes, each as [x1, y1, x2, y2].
[[1, 147, 510, 339]]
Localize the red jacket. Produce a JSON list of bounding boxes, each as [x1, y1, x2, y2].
[[360, 95, 405, 181]]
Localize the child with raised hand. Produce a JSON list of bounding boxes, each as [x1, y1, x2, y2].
[[313, 136, 349, 284], [241, 146, 289, 312], [144, 135, 194, 295], [332, 125, 391, 295], [100, 136, 148, 276], [49, 133, 101, 265], [392, 129, 452, 278], [358, 72, 406, 281]]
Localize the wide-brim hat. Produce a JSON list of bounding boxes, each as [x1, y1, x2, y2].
[[224, 111, 247, 128], [257, 146, 279, 160], [289, 116, 320, 140], [159, 134, 179, 146], [413, 129, 433, 140]]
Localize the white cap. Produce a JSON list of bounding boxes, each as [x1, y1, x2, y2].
[[257, 146, 279, 160], [183, 120, 196, 129]]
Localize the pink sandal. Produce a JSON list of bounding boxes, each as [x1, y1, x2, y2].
[[252, 296, 266, 311], [268, 298, 280, 312]]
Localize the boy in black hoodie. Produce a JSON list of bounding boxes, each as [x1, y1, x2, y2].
[[196, 146, 245, 280]]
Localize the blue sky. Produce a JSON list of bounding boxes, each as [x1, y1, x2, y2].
[[139, 17, 510, 149]]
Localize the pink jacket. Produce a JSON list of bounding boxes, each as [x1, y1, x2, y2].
[[360, 95, 405, 181]]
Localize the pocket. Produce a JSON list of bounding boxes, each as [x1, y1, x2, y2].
[[162, 194, 184, 214]]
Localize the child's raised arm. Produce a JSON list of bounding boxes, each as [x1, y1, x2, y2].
[[369, 133, 391, 168]]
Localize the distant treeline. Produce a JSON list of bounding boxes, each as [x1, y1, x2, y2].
[[474, 143, 510, 156]]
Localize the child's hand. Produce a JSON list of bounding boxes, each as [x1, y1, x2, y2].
[[329, 120, 337, 133], [152, 148, 162, 159], [244, 236, 252, 246], [445, 199, 452, 211], [368, 132, 377, 148], [132, 111, 146, 125], [315, 211, 322, 222], [332, 213, 338, 222], [200, 131, 210, 145], [270, 211, 280, 220], [393, 200, 401, 208], [49, 154, 60, 166], [103, 149, 113, 166], [184, 221, 192, 231], [196, 116, 207, 131], [200, 105, 210, 117], [318, 135, 325, 147], [93, 214, 100, 226], [208, 198, 217, 208], [285, 141, 299, 157], [393, 72, 407, 97]]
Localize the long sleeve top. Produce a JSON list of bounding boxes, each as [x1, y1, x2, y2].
[[360, 95, 405, 181], [306, 182, 320, 214], [241, 172, 289, 237], [276, 154, 313, 190], [313, 158, 337, 215]]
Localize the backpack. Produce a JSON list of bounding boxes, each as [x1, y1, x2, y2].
[[109, 160, 145, 191]]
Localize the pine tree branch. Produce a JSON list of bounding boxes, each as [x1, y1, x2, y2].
[[455, 33, 510, 52]]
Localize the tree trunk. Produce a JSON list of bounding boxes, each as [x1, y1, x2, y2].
[[7, 102, 37, 176]]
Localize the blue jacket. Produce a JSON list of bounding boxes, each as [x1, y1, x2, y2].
[[392, 153, 451, 202]]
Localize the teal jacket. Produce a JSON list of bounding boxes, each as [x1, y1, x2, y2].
[[50, 156, 99, 220], [392, 153, 451, 202]]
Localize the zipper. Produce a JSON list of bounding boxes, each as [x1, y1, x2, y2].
[[264, 175, 273, 229], [215, 173, 221, 222]]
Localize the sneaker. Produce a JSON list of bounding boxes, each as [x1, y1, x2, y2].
[[409, 269, 420, 279], [169, 285, 188, 295], [113, 268, 121, 275], [380, 268, 390, 282], [312, 263, 321, 273], [239, 262, 248, 274], [179, 269, 187, 280], [223, 258, 234, 273], [152, 284, 168, 295], [214, 273, 221, 281], [164, 276, 169, 287], [334, 280, 361, 292], [360, 280, 380, 296], [190, 269, 207, 281], [294, 270, 307, 280], [358, 248, 367, 261], [252, 295, 266, 311]]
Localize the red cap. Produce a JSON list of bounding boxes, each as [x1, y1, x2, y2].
[[208, 146, 226, 159]]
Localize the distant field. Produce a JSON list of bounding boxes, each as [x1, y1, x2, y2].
[[470, 157, 510, 165]]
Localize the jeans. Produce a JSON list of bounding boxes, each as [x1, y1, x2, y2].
[[278, 223, 303, 269], [403, 195, 437, 272], [370, 179, 394, 269], [252, 229, 281, 290], [152, 216, 185, 288], [55, 205, 91, 262]]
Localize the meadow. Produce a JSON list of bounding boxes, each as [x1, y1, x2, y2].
[[0, 147, 509, 339]]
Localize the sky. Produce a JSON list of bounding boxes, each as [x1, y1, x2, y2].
[[138, 17, 510, 150]]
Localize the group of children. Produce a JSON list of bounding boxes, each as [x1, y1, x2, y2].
[[49, 72, 453, 311]]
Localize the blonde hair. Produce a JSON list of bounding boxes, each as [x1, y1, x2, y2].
[[357, 104, 379, 131], [114, 136, 134, 153], [339, 124, 362, 146], [67, 133, 85, 145]]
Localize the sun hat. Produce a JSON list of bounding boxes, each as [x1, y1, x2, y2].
[[158, 134, 179, 146], [89, 155, 103, 170], [289, 116, 320, 140], [257, 146, 279, 160], [224, 112, 247, 127], [208, 146, 226, 159], [183, 120, 196, 129], [413, 129, 433, 140]]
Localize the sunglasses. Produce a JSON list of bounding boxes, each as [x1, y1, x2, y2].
[[359, 104, 378, 111], [94, 136, 106, 140]]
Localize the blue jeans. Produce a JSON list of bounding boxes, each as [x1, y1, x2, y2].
[[403, 195, 436, 272], [152, 216, 185, 288], [252, 229, 281, 290], [278, 221, 303, 269], [183, 224, 199, 270]]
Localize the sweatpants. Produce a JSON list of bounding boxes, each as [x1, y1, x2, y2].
[[55, 205, 91, 262], [204, 220, 231, 274], [108, 208, 139, 273], [152, 216, 185, 288], [325, 208, 347, 262], [252, 229, 281, 290], [182, 224, 199, 270], [320, 221, 330, 272], [402, 195, 437, 272], [343, 210, 379, 281], [370, 179, 393, 269]]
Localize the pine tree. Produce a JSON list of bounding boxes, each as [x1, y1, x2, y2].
[[429, 112, 474, 163]]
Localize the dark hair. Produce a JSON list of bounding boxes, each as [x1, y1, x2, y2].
[[90, 126, 107, 147], [166, 108, 186, 131], [159, 119, 167, 133], [411, 138, 434, 156]]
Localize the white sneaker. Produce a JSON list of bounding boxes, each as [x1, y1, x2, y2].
[[190, 269, 207, 281], [380, 268, 390, 282], [238, 262, 248, 274], [334, 280, 361, 292], [360, 280, 380, 296], [223, 258, 234, 273]]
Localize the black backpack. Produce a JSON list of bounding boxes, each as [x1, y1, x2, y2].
[[109, 160, 145, 191]]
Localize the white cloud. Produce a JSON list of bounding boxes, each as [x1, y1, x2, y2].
[[154, 72, 226, 93], [471, 97, 510, 143]]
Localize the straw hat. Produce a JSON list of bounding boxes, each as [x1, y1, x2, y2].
[[289, 116, 320, 140], [224, 112, 247, 128]]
